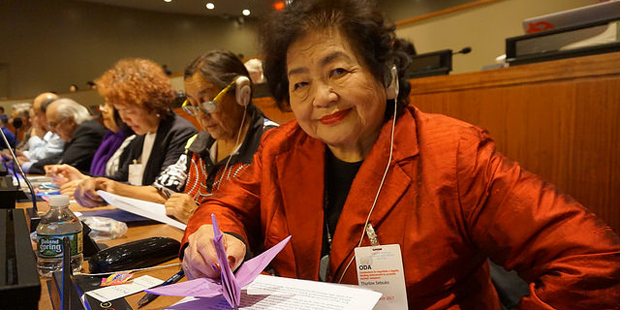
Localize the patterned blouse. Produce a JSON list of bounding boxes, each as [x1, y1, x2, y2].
[[153, 106, 277, 203]]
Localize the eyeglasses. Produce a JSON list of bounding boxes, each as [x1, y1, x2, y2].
[[48, 117, 68, 129], [182, 79, 236, 116]]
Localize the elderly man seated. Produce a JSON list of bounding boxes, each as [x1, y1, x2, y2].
[[7, 92, 66, 172], [28, 98, 106, 174]]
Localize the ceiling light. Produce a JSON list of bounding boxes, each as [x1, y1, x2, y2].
[[206, 3, 215, 10], [273, 1, 285, 11], [242, 9, 251, 16], [164, 0, 172, 2]]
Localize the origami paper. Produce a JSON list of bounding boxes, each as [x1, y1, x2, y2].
[[146, 214, 291, 309]]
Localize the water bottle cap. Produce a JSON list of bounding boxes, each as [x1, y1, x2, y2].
[[48, 194, 70, 207]]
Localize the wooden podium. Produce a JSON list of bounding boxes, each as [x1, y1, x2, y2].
[[410, 52, 620, 234]]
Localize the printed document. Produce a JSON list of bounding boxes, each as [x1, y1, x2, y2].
[[97, 190, 186, 230], [165, 274, 382, 310]]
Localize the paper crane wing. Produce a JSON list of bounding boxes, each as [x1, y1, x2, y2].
[[146, 214, 291, 306]]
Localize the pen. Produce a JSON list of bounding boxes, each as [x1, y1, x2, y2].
[[137, 269, 185, 308]]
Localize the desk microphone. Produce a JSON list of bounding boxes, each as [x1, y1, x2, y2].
[[0, 125, 39, 227], [453, 47, 472, 55]]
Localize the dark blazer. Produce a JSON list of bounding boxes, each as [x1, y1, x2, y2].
[[111, 112, 196, 185], [30, 119, 106, 174]]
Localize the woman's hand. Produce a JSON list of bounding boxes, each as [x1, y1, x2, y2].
[[74, 177, 111, 208], [164, 193, 199, 224], [59, 179, 83, 200], [182, 224, 246, 280], [51, 164, 86, 186]]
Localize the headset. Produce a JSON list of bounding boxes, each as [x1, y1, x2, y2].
[[234, 75, 252, 107], [337, 65, 399, 283]]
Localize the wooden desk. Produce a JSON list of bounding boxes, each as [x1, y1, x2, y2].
[[18, 201, 186, 309]]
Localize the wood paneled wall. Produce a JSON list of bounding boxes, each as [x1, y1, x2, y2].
[[410, 52, 620, 233]]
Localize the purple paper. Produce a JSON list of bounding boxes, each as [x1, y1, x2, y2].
[[236, 235, 291, 287], [146, 214, 291, 305], [212, 214, 241, 308]]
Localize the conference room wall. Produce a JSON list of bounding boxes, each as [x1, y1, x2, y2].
[[0, 0, 599, 101], [0, 0, 260, 99], [395, 0, 596, 74]]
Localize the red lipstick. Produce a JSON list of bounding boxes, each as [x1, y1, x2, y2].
[[319, 109, 351, 125]]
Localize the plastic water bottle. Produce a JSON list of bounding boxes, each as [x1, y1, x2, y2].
[[36, 195, 83, 277]]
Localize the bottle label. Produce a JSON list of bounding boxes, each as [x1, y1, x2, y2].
[[37, 232, 83, 258]]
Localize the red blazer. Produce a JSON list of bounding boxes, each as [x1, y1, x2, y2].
[[184, 106, 620, 309]]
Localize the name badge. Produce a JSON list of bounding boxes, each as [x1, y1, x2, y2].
[[128, 163, 143, 186], [355, 244, 408, 310]]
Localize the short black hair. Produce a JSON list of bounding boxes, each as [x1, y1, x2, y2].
[[259, 0, 411, 118]]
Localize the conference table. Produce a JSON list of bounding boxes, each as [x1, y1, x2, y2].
[[18, 200, 187, 310]]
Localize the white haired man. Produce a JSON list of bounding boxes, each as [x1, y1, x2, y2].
[[14, 92, 66, 172], [28, 98, 106, 174]]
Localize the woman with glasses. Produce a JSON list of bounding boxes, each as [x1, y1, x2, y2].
[[55, 58, 197, 203], [73, 50, 275, 224]]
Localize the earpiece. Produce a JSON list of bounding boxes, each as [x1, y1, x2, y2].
[[234, 76, 252, 107], [385, 65, 399, 100]]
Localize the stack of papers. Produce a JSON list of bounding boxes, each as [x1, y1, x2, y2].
[[168, 275, 382, 310]]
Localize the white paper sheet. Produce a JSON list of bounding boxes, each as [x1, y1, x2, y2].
[[166, 274, 382, 310], [96, 190, 187, 230], [86, 275, 164, 302]]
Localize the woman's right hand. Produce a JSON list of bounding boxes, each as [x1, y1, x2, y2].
[[74, 177, 110, 208], [164, 193, 199, 224], [182, 224, 246, 280], [50, 164, 86, 186], [60, 179, 83, 200]]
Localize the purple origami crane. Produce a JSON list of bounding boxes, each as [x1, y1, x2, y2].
[[146, 214, 291, 309]]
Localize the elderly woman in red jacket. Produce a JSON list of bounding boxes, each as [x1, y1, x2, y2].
[[181, 0, 620, 309]]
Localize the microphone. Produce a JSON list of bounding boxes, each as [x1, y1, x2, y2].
[[453, 47, 472, 55], [13, 117, 23, 130], [0, 125, 39, 228]]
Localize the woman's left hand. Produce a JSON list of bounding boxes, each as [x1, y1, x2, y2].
[[74, 177, 109, 208], [165, 193, 199, 224]]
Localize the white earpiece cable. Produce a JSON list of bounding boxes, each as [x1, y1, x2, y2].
[[337, 93, 398, 283]]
